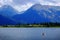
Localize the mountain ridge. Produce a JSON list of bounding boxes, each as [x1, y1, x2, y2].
[[0, 5, 18, 17], [13, 4, 60, 24], [0, 4, 60, 24]]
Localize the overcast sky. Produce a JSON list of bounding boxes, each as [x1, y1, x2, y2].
[[0, 0, 60, 12]]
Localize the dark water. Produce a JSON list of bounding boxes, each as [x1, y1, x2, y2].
[[0, 28, 60, 40]]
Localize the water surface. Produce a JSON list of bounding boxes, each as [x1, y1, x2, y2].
[[0, 28, 60, 40]]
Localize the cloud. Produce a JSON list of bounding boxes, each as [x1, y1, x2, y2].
[[13, 3, 34, 12], [13, 0, 37, 5], [0, 0, 13, 7], [13, 0, 60, 5], [0, 0, 60, 12], [0, 0, 34, 12], [43, 0, 60, 6]]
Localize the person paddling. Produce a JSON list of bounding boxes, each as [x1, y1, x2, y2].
[[42, 32, 45, 36]]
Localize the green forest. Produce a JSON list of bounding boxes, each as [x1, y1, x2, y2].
[[0, 22, 60, 28]]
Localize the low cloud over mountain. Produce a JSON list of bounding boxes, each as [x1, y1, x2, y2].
[[0, 0, 60, 12]]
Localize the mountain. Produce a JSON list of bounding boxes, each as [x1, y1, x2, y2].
[[0, 15, 17, 25], [13, 4, 52, 24], [13, 4, 60, 24], [47, 6, 60, 23], [0, 5, 18, 17]]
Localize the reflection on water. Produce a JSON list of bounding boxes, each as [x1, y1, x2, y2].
[[0, 28, 60, 40]]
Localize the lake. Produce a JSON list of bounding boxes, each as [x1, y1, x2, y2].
[[0, 28, 60, 40]]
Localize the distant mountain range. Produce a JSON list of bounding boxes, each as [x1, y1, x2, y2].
[[13, 4, 60, 24], [0, 4, 60, 25], [0, 5, 18, 17]]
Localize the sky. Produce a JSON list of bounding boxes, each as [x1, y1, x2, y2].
[[0, 0, 60, 12]]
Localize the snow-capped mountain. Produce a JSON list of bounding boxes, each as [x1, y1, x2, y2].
[[0, 4, 60, 24], [0, 5, 18, 17], [13, 4, 60, 24]]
